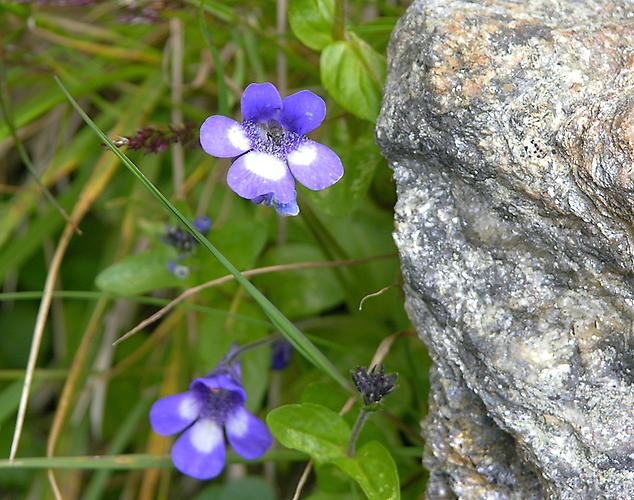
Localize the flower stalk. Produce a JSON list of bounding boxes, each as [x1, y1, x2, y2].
[[347, 365, 398, 457], [333, 0, 346, 41], [347, 406, 370, 457]]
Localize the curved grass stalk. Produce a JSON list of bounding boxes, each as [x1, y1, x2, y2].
[[115, 254, 395, 346]]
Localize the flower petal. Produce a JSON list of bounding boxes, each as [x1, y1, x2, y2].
[[273, 197, 300, 217], [192, 373, 247, 404], [251, 193, 274, 206], [200, 116, 251, 158], [150, 391, 201, 436], [225, 406, 272, 460], [241, 82, 282, 122], [281, 90, 326, 135], [252, 193, 299, 216], [227, 151, 296, 204], [287, 140, 343, 190], [172, 418, 226, 480]]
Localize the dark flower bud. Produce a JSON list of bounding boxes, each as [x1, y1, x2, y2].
[[351, 365, 397, 406], [271, 339, 293, 371], [163, 226, 197, 253]]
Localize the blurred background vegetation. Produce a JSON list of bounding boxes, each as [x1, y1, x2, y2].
[[0, 0, 430, 498]]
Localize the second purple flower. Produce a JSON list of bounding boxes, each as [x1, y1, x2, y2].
[[149, 347, 272, 479], [199, 82, 344, 215]]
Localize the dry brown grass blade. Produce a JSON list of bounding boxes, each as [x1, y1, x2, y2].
[[10, 141, 124, 463], [114, 253, 396, 346]]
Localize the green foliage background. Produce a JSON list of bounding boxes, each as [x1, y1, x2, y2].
[[0, 0, 430, 498]]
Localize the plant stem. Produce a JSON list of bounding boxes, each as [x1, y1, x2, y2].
[[347, 407, 371, 457], [333, 0, 346, 40], [224, 335, 280, 366]]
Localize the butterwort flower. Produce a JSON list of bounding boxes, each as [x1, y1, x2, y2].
[[199, 82, 343, 215], [149, 347, 272, 479]]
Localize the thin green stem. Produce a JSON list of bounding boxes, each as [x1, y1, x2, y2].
[[347, 407, 371, 457], [333, 0, 346, 40], [224, 335, 280, 366]]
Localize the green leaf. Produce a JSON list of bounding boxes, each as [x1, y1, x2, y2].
[[289, 0, 335, 51], [300, 382, 349, 412], [193, 477, 275, 500], [268, 404, 400, 499], [241, 341, 271, 413], [332, 441, 401, 500], [255, 244, 344, 318], [320, 33, 386, 121], [95, 249, 180, 296], [315, 463, 356, 493], [266, 403, 350, 463]]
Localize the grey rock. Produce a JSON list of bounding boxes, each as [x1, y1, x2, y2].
[[375, 1, 634, 498]]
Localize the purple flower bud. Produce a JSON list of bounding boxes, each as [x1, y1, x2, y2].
[[271, 339, 293, 371], [193, 216, 212, 234]]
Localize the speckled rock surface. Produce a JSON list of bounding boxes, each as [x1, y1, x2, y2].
[[376, 1, 634, 498]]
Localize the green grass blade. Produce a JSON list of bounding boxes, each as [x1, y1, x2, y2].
[[0, 451, 307, 470], [54, 76, 351, 392], [0, 66, 150, 143], [185, 0, 237, 23], [0, 448, 422, 470]]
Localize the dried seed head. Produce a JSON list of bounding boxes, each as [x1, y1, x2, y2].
[[351, 365, 397, 406]]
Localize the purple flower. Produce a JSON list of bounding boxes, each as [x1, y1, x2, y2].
[[199, 82, 344, 215], [150, 350, 272, 480]]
